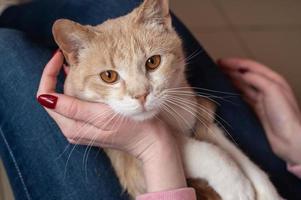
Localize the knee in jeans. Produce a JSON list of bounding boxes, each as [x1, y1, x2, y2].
[[0, 28, 28, 51], [0, 28, 50, 87]]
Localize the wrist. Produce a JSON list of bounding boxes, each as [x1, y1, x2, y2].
[[290, 121, 301, 164], [135, 121, 174, 162], [141, 133, 187, 193], [279, 121, 301, 165]]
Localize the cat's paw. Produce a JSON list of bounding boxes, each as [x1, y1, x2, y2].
[[255, 185, 282, 200], [251, 173, 282, 200], [218, 178, 255, 200]]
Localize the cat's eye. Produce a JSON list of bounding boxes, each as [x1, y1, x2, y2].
[[146, 55, 161, 71], [100, 70, 119, 84]]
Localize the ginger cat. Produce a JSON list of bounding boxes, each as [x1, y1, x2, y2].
[[52, 0, 281, 199]]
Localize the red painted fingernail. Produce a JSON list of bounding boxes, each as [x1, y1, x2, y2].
[[37, 94, 58, 109], [238, 68, 248, 74]]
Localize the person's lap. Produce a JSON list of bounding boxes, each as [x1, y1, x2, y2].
[[0, 0, 300, 199], [0, 28, 129, 200]]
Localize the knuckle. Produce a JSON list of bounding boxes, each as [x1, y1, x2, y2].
[[277, 75, 286, 83], [270, 82, 281, 91], [60, 123, 77, 139], [61, 127, 73, 139], [274, 73, 286, 84], [67, 138, 77, 144], [67, 98, 80, 119]]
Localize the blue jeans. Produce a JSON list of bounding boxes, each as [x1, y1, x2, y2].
[[0, 0, 300, 199]]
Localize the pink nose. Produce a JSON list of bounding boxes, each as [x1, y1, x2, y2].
[[134, 92, 149, 105]]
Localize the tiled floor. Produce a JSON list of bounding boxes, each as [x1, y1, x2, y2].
[[171, 0, 301, 103]]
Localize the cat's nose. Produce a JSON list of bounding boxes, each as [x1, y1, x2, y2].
[[134, 92, 149, 105]]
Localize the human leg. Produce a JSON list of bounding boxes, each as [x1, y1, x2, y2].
[[0, 28, 128, 200]]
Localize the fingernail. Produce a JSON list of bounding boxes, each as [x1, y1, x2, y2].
[[217, 59, 223, 65], [238, 68, 248, 74], [37, 94, 58, 109]]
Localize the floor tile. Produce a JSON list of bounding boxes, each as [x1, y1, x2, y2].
[[192, 29, 249, 61], [215, 0, 301, 27], [170, 0, 228, 29]]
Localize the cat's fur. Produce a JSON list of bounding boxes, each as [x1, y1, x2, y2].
[[52, 0, 281, 199]]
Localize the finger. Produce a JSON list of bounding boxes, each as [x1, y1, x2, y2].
[[218, 58, 290, 90], [224, 70, 296, 118], [226, 70, 275, 94], [252, 101, 287, 155], [37, 50, 64, 96], [226, 68, 300, 114], [230, 77, 259, 103], [48, 109, 113, 144], [38, 93, 114, 127]]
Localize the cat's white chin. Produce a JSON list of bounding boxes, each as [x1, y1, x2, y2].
[[129, 109, 158, 121]]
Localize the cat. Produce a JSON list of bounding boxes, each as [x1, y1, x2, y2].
[[52, 0, 281, 199]]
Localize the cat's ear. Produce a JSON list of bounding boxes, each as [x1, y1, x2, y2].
[[52, 19, 95, 65], [136, 0, 172, 30]]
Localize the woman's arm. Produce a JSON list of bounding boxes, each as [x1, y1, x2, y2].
[[219, 58, 301, 177], [37, 51, 196, 198]]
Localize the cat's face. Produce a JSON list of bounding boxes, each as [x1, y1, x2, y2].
[[53, 0, 187, 121]]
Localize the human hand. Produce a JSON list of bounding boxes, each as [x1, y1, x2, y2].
[[219, 58, 301, 165], [37, 50, 171, 161], [37, 50, 187, 192]]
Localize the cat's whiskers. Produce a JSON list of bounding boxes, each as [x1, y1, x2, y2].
[[161, 102, 192, 133], [63, 124, 96, 180], [166, 86, 238, 96], [85, 115, 128, 180], [161, 100, 206, 138], [175, 48, 204, 65], [82, 112, 126, 180], [83, 132, 100, 182], [164, 88, 238, 106], [160, 104, 187, 135], [106, 113, 124, 146], [80, 111, 121, 180], [162, 96, 208, 129], [164, 92, 232, 128], [78, 104, 142, 178], [165, 88, 231, 127], [165, 89, 236, 100], [163, 88, 222, 104], [63, 111, 115, 180], [162, 95, 217, 140], [164, 91, 221, 106], [56, 110, 112, 161], [162, 94, 237, 145]]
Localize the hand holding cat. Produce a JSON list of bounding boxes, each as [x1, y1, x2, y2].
[[37, 51, 187, 192], [219, 58, 301, 165], [37, 51, 170, 160]]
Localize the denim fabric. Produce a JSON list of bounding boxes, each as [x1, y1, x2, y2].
[[0, 0, 300, 199]]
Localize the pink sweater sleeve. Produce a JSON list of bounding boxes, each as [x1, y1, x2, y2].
[[136, 188, 196, 200], [287, 163, 301, 179]]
